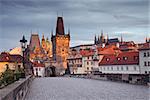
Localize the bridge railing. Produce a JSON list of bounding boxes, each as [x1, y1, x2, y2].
[[0, 75, 33, 100]]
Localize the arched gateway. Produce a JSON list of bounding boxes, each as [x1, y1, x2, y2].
[[45, 66, 56, 77]]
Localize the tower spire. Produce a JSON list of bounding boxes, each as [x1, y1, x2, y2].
[[68, 28, 70, 34], [56, 16, 65, 35], [101, 29, 103, 36], [94, 34, 97, 44], [121, 34, 123, 43], [42, 33, 45, 41]]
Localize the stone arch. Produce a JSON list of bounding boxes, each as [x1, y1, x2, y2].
[[45, 66, 56, 77]]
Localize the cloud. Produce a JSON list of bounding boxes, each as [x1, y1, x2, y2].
[[0, 0, 149, 52]]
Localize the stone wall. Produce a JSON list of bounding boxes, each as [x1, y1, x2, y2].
[[68, 74, 149, 85], [0, 75, 33, 100]]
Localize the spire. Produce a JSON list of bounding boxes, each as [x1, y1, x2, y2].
[[46, 37, 49, 41], [146, 37, 148, 43], [68, 28, 70, 34], [101, 29, 103, 37], [51, 29, 53, 36], [94, 34, 97, 44], [107, 34, 109, 42], [56, 16, 65, 35], [121, 34, 123, 43], [42, 33, 45, 41]]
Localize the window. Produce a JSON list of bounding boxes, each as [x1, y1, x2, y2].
[[134, 66, 136, 71], [18, 65, 21, 68], [106, 58, 110, 61], [87, 62, 89, 65], [123, 57, 127, 60], [91, 62, 93, 65], [117, 57, 121, 61], [87, 67, 89, 70], [134, 56, 138, 60], [107, 67, 109, 70], [103, 67, 105, 70], [117, 67, 119, 70], [147, 52, 150, 57], [126, 66, 128, 70], [148, 62, 150, 66], [121, 66, 123, 70], [111, 67, 113, 70], [144, 52, 146, 57], [39, 68, 41, 71], [144, 62, 147, 66]]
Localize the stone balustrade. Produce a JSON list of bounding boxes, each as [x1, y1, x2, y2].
[[0, 75, 33, 100]]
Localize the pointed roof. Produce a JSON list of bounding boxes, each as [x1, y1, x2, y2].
[[29, 34, 41, 50], [42, 33, 45, 41], [56, 17, 65, 35]]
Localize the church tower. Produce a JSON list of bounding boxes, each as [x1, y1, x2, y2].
[[41, 34, 47, 50], [51, 16, 70, 69]]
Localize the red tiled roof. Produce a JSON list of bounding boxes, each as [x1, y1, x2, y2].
[[33, 62, 45, 67], [99, 51, 139, 66], [0, 52, 23, 63], [80, 49, 95, 57], [138, 43, 150, 50], [98, 45, 121, 55]]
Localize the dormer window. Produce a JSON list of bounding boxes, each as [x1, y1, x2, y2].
[[123, 57, 127, 60], [6, 56, 9, 60], [117, 57, 121, 61], [134, 56, 138, 60], [106, 58, 110, 61]]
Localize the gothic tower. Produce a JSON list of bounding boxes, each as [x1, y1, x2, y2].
[[41, 34, 46, 50], [51, 16, 70, 69]]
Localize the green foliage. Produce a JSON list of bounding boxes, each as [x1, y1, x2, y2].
[[1, 66, 15, 86], [0, 65, 26, 88]]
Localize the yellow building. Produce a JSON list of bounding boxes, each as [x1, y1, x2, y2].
[[0, 52, 23, 75]]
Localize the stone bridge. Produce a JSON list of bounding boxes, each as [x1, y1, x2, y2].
[[0, 76, 149, 100]]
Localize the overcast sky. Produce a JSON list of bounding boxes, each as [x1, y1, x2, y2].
[[0, 0, 149, 52]]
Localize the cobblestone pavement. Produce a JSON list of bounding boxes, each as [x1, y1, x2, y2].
[[25, 77, 149, 100]]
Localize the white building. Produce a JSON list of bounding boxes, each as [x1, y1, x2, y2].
[[67, 52, 85, 74], [139, 43, 150, 74], [33, 61, 45, 77], [99, 51, 140, 74]]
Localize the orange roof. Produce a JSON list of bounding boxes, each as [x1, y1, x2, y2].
[[99, 51, 139, 65], [0, 52, 23, 63], [138, 43, 150, 50], [98, 45, 121, 55], [80, 49, 95, 57]]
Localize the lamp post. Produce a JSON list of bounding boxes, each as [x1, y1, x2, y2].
[[20, 35, 27, 78]]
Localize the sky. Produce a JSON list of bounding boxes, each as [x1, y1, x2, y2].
[[0, 0, 149, 52]]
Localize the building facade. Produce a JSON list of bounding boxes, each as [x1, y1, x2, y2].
[[33, 61, 45, 77], [99, 51, 140, 74], [139, 43, 150, 74], [0, 52, 23, 75]]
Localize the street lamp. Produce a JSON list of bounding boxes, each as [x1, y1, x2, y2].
[[20, 35, 27, 78]]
